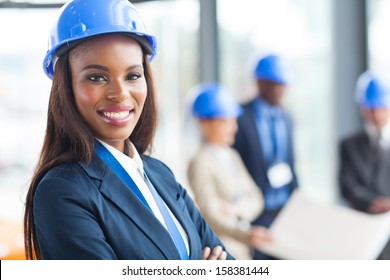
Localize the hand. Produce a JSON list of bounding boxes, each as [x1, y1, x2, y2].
[[248, 226, 273, 249], [368, 197, 390, 214], [202, 246, 227, 260]]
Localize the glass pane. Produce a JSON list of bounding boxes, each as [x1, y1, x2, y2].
[[0, 9, 55, 222], [217, 0, 334, 202], [9, 0, 64, 3], [0, 7, 57, 259], [136, 0, 199, 182], [367, 0, 390, 77]]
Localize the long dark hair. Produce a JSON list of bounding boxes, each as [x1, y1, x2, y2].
[[24, 47, 157, 259]]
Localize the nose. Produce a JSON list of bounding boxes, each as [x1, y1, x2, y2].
[[105, 79, 130, 102]]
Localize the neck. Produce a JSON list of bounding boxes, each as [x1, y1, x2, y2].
[[98, 139, 126, 154]]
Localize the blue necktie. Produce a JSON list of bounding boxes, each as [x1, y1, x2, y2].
[[270, 111, 278, 160], [144, 173, 189, 260]]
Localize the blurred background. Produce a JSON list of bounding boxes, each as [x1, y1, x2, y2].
[[0, 0, 388, 259]]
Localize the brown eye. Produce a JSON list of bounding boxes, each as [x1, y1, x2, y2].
[[87, 74, 107, 82], [126, 73, 141, 81]]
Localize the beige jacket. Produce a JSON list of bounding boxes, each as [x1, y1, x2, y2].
[[187, 144, 264, 259]]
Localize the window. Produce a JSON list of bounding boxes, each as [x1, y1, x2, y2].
[[217, 0, 334, 202], [0, 8, 55, 221], [367, 0, 390, 78]]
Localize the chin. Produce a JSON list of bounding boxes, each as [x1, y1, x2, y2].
[[100, 128, 134, 142], [225, 139, 235, 147]]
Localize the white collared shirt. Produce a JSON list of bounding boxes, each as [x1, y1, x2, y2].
[[96, 139, 189, 255], [364, 121, 390, 150]]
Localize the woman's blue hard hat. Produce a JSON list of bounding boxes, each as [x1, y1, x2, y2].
[[254, 54, 292, 84], [43, 0, 157, 79], [191, 83, 243, 119], [355, 71, 390, 108]]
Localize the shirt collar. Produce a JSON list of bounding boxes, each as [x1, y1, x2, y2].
[[96, 139, 145, 175], [129, 142, 145, 174], [253, 97, 281, 117], [364, 121, 390, 149]]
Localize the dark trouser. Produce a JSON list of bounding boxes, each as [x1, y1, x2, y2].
[[251, 208, 281, 260]]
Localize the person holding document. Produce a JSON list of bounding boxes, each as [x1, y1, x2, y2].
[[339, 70, 390, 259], [24, 0, 232, 260]]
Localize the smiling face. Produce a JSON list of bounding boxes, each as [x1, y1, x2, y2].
[[69, 34, 147, 152]]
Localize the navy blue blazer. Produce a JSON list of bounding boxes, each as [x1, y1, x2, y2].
[[233, 101, 298, 209], [33, 154, 233, 260]]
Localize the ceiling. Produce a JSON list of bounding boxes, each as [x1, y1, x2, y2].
[[0, 0, 160, 8]]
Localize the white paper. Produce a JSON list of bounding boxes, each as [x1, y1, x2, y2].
[[267, 162, 293, 188], [259, 190, 390, 259]]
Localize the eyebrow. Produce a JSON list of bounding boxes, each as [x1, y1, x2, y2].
[[80, 64, 144, 72]]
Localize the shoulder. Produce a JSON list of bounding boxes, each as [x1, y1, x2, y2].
[[188, 146, 214, 172], [241, 100, 254, 109], [142, 155, 185, 194], [40, 162, 85, 184], [240, 100, 255, 114], [340, 131, 366, 147], [35, 161, 99, 200], [236, 100, 256, 128], [190, 145, 213, 161], [142, 155, 172, 173], [141, 155, 180, 183]]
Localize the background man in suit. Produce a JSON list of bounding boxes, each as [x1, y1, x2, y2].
[[339, 71, 390, 259], [233, 54, 298, 259]]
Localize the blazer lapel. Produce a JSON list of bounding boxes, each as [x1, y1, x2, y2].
[[79, 156, 181, 259], [247, 102, 267, 168], [361, 132, 374, 159], [143, 159, 199, 260]]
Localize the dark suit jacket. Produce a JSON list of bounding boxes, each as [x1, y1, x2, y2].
[[233, 101, 298, 206], [339, 131, 390, 212], [33, 155, 233, 260]]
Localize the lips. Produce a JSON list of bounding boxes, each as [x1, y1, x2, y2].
[[97, 105, 134, 126]]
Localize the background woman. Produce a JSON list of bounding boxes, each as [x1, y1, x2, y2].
[[187, 83, 272, 259]]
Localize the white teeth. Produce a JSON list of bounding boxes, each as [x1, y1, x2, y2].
[[102, 111, 130, 119]]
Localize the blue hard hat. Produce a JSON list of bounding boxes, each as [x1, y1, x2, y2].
[[355, 71, 390, 108], [191, 83, 243, 119], [43, 0, 157, 79], [254, 54, 292, 84]]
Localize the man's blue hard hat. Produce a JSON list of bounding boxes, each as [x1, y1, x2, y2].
[[355, 71, 390, 108], [254, 54, 292, 84], [191, 83, 243, 119], [43, 0, 157, 79]]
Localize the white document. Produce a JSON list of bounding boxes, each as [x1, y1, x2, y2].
[[259, 190, 390, 259], [267, 162, 293, 188]]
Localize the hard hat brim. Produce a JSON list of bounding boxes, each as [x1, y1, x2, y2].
[[44, 31, 156, 79]]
